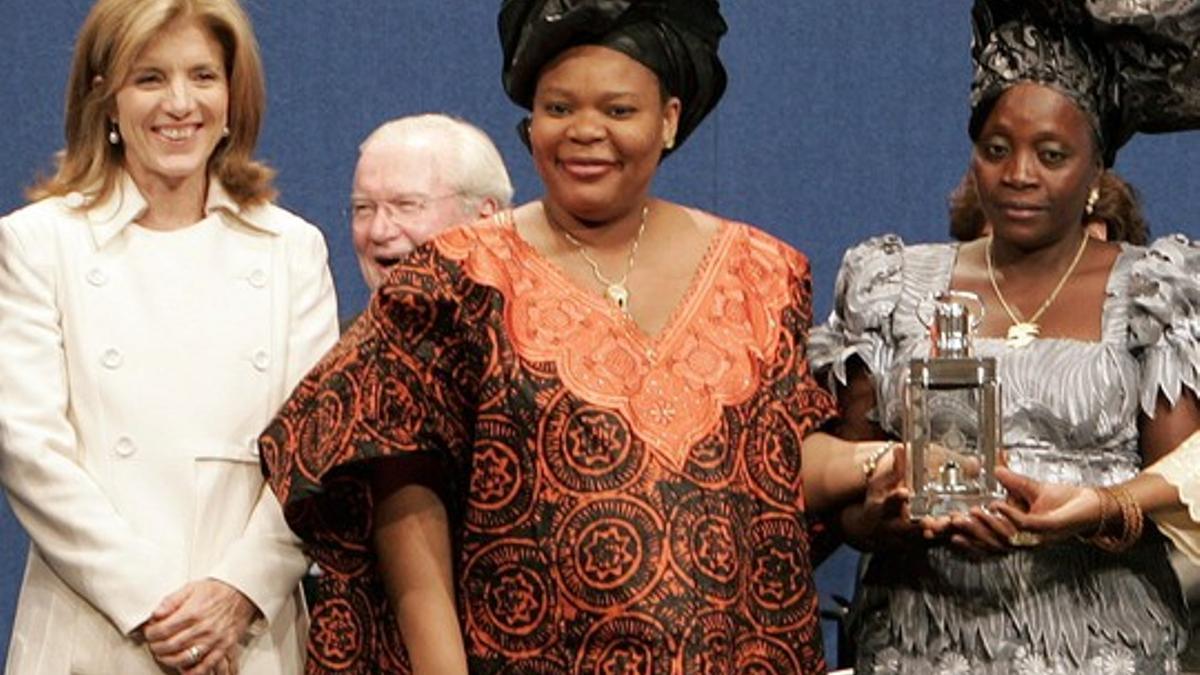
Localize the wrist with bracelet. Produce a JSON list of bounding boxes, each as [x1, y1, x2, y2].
[[1081, 485, 1143, 553], [860, 441, 897, 482]]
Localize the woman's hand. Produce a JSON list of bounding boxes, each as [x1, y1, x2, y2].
[[918, 506, 1019, 558], [143, 579, 259, 674], [839, 441, 922, 550], [905, 444, 1017, 558], [990, 466, 1102, 544], [863, 441, 910, 522]]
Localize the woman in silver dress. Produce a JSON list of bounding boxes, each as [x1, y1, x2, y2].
[[812, 2, 1200, 673]]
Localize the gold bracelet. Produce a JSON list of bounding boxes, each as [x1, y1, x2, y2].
[[1119, 484, 1144, 544], [1079, 486, 1110, 540], [1088, 485, 1144, 553], [861, 441, 896, 481]]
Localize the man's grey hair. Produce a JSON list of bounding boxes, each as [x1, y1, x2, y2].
[[359, 114, 514, 215]]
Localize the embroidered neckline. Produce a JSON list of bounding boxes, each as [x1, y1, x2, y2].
[[436, 214, 798, 471], [521, 207, 732, 349]]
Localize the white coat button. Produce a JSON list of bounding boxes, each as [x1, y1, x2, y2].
[[114, 437, 136, 458], [248, 269, 267, 288], [64, 192, 85, 209], [101, 348, 123, 369], [86, 268, 108, 286], [252, 350, 270, 371]]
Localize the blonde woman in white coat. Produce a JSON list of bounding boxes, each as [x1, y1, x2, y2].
[[0, 0, 337, 673]]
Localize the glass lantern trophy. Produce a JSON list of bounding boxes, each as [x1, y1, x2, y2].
[[904, 291, 1003, 519]]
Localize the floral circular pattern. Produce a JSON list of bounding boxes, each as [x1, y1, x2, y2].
[[683, 414, 741, 487], [555, 497, 665, 611], [679, 610, 744, 674], [294, 375, 356, 482], [668, 491, 746, 603], [541, 392, 646, 493], [733, 634, 803, 674], [575, 614, 672, 675], [748, 514, 815, 631], [744, 401, 805, 509], [465, 417, 537, 533], [464, 540, 556, 656], [307, 594, 368, 670]]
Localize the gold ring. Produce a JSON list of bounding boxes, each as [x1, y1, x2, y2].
[[186, 644, 203, 667], [1008, 531, 1041, 547]]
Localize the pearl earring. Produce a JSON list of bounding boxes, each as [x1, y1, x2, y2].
[[222, 125, 230, 138], [664, 136, 675, 150], [1085, 186, 1100, 216], [108, 124, 120, 145]]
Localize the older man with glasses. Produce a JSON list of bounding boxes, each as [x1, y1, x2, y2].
[[349, 113, 514, 291]]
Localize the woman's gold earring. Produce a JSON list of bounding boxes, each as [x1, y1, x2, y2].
[[1085, 186, 1100, 216], [664, 136, 675, 150]]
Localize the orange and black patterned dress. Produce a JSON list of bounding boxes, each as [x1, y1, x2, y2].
[[260, 211, 837, 674]]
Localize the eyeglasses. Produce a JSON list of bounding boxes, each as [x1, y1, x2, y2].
[[346, 193, 462, 224]]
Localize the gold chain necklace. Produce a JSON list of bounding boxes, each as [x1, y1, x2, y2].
[[985, 233, 1089, 349], [546, 203, 649, 314]]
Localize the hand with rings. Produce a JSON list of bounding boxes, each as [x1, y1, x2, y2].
[[185, 644, 205, 668], [1007, 530, 1042, 547], [181, 644, 236, 675], [991, 466, 1106, 546], [143, 578, 257, 674], [907, 446, 1022, 558]]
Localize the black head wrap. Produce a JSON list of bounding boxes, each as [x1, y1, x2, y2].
[[970, 0, 1200, 167], [499, 0, 728, 154], [970, 1, 1118, 164], [1088, 1, 1200, 142]]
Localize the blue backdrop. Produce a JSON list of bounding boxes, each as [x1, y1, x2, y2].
[[2, 1, 1198, 667]]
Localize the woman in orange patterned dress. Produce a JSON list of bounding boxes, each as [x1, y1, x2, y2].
[[260, 1, 899, 673]]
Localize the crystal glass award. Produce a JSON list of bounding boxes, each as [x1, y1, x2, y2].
[[905, 291, 1002, 519]]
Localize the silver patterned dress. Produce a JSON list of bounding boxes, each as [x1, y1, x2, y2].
[[811, 234, 1200, 675]]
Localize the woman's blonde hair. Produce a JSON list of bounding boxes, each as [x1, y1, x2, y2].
[[30, 0, 275, 206]]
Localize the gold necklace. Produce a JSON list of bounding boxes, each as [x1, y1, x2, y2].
[[546, 203, 649, 314], [985, 233, 1090, 349]]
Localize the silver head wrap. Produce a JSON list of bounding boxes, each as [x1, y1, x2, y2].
[[970, 0, 1200, 166]]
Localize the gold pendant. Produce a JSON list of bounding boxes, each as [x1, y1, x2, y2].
[[605, 284, 629, 312], [1005, 322, 1039, 349]]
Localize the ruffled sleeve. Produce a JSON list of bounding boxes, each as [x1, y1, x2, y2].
[[1127, 234, 1200, 416], [259, 244, 481, 551], [1145, 430, 1200, 565], [809, 234, 906, 390]]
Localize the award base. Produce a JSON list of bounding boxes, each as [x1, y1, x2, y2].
[[910, 490, 1003, 520]]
